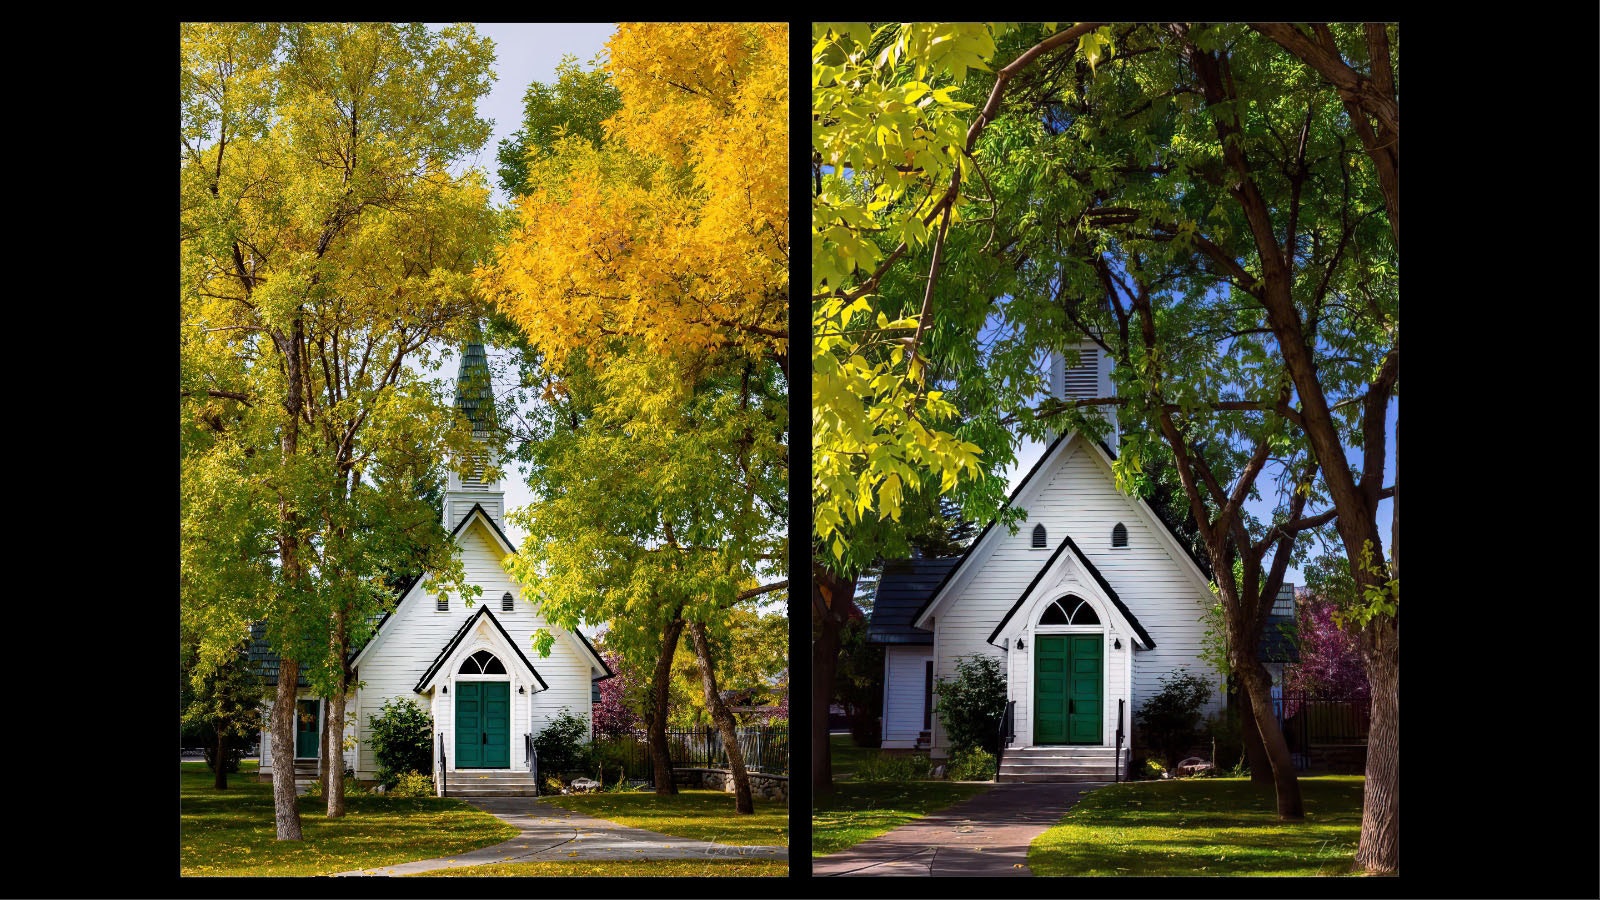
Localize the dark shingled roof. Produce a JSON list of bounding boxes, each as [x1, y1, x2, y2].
[[453, 342, 494, 430], [866, 558, 959, 645], [1258, 584, 1300, 663], [248, 621, 310, 688]]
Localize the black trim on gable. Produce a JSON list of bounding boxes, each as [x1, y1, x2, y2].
[[356, 503, 515, 664], [909, 429, 1076, 627], [411, 605, 550, 694], [460, 502, 517, 554], [985, 533, 1157, 649]]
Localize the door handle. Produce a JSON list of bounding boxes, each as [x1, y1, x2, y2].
[[483, 733, 488, 744], [1069, 698, 1075, 715]]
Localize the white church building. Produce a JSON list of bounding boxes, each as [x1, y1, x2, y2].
[[253, 344, 611, 793], [867, 343, 1292, 782]]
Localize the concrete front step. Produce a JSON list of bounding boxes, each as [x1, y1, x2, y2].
[[1004, 746, 1120, 755], [999, 764, 1119, 775], [997, 772, 1118, 783], [441, 772, 541, 797]]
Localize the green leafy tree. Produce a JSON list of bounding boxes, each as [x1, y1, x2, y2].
[[366, 697, 434, 790], [932, 654, 1008, 755], [181, 22, 496, 837], [180, 640, 264, 790], [496, 52, 621, 200]]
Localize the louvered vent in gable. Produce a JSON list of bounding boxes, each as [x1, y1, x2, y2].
[[1111, 522, 1128, 548], [1032, 523, 1047, 548], [1061, 348, 1099, 399], [461, 452, 487, 489], [501, 592, 514, 612]]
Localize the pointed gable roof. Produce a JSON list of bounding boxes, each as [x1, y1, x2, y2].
[[911, 430, 1211, 630], [985, 532, 1156, 648], [412, 605, 549, 693]]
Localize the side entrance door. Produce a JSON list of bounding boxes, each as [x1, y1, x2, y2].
[[455, 682, 511, 768], [294, 699, 321, 759], [1034, 634, 1103, 744]]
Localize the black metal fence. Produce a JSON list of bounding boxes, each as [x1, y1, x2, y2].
[[589, 726, 789, 784], [1272, 691, 1370, 769]]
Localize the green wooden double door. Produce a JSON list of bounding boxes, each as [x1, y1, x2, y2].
[[1034, 634, 1103, 744], [455, 681, 511, 768]]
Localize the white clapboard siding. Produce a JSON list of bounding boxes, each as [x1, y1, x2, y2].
[[932, 440, 1221, 754], [881, 645, 933, 747], [350, 516, 597, 778]]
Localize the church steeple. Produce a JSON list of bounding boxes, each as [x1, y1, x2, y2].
[[443, 342, 504, 531], [1049, 339, 1119, 449]]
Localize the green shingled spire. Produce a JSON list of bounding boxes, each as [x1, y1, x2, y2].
[[453, 342, 494, 430]]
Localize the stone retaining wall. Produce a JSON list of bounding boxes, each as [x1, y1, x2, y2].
[[671, 768, 788, 802]]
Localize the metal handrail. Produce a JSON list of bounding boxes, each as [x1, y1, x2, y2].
[[436, 731, 447, 797], [996, 700, 1016, 774], [1115, 699, 1125, 783], [526, 733, 537, 794]]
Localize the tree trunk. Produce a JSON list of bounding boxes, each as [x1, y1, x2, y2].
[[325, 692, 347, 817], [811, 563, 856, 796], [687, 621, 754, 814], [214, 727, 229, 790], [1235, 678, 1272, 783], [318, 705, 331, 800], [1237, 660, 1304, 821], [270, 658, 304, 841], [326, 606, 348, 817], [1355, 612, 1398, 873], [648, 616, 686, 795]]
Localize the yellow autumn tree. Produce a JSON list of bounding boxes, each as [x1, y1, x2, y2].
[[479, 23, 789, 815], [478, 22, 788, 370]]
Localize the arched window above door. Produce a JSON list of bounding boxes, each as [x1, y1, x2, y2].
[[459, 649, 507, 675], [1038, 596, 1101, 626]]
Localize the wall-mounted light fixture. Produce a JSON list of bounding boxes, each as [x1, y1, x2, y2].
[[1113, 637, 1123, 650], [441, 684, 448, 694], [518, 685, 526, 695], [1016, 637, 1027, 650]]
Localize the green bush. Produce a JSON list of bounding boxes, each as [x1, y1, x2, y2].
[[1134, 669, 1213, 769], [1202, 708, 1244, 771], [367, 697, 434, 790], [1139, 757, 1168, 779], [388, 770, 435, 797], [933, 654, 1007, 755], [946, 748, 996, 781], [534, 707, 592, 775], [853, 752, 931, 782], [543, 774, 567, 795]]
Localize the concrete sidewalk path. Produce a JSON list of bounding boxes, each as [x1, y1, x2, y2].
[[813, 782, 1105, 877], [335, 796, 786, 876]]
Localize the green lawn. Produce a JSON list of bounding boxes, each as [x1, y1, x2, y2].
[[812, 781, 990, 856], [415, 859, 786, 877], [540, 790, 788, 846], [1029, 775, 1365, 876], [180, 761, 517, 877], [827, 732, 878, 780]]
